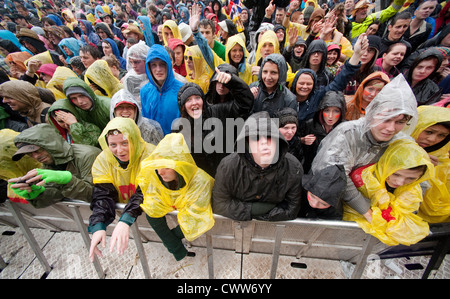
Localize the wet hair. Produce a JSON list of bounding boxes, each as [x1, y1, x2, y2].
[[389, 11, 412, 27], [199, 19, 215, 34], [407, 164, 427, 176], [79, 44, 102, 59]]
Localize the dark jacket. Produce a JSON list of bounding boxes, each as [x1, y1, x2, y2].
[[251, 53, 297, 117], [212, 111, 303, 221], [243, 0, 290, 32]]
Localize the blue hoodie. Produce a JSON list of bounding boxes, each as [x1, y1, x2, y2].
[[58, 37, 81, 63], [137, 16, 155, 47], [79, 20, 100, 45], [140, 44, 184, 135], [103, 38, 127, 69]]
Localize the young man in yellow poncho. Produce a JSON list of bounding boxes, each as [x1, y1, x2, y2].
[[343, 139, 434, 246], [88, 117, 155, 262], [411, 105, 450, 223], [137, 133, 215, 261]]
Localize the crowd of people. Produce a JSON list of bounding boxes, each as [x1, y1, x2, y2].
[[0, 0, 449, 261]]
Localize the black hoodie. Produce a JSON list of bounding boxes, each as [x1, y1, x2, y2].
[[299, 39, 334, 88]]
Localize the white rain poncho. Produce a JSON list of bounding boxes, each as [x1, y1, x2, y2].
[[310, 74, 419, 215], [122, 41, 149, 101]]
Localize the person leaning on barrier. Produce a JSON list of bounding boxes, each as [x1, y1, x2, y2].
[[88, 117, 155, 262], [7, 124, 101, 208], [212, 111, 303, 221], [307, 74, 419, 223]]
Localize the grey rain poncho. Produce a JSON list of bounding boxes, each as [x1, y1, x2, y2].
[[122, 41, 150, 101], [309, 74, 419, 215]]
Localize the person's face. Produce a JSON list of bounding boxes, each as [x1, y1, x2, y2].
[[16, 6, 28, 17], [322, 106, 341, 126], [240, 10, 248, 22], [370, 114, 409, 142], [414, 1, 437, 20], [355, 7, 368, 21], [362, 79, 385, 105], [309, 51, 323, 66], [40, 73, 52, 84], [157, 168, 178, 182], [149, 59, 167, 85], [163, 26, 174, 42], [279, 123, 297, 141], [360, 47, 376, 64], [79, 50, 96, 68], [248, 135, 277, 168], [2, 96, 28, 112], [102, 42, 113, 56], [157, 25, 163, 41], [114, 103, 137, 120], [261, 61, 279, 91], [388, 19, 411, 40], [27, 148, 54, 165], [184, 94, 203, 119], [385, 168, 424, 189], [365, 23, 379, 35], [293, 44, 305, 57], [260, 42, 275, 59], [185, 50, 194, 71], [103, 15, 113, 25], [275, 9, 285, 24], [295, 73, 314, 99], [382, 44, 407, 67], [327, 49, 339, 65], [411, 58, 438, 83], [215, 81, 229, 96], [307, 192, 331, 209], [128, 58, 146, 74], [43, 21, 53, 30], [416, 124, 450, 148], [79, 21, 87, 33], [107, 133, 130, 162], [344, 0, 354, 11], [229, 43, 244, 64], [69, 93, 93, 110], [173, 45, 184, 66], [138, 19, 145, 31], [309, 17, 322, 29]]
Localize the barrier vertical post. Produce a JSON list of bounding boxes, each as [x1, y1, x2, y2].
[[270, 224, 285, 279], [6, 200, 52, 274], [68, 204, 105, 278], [205, 230, 214, 279], [351, 235, 378, 278]]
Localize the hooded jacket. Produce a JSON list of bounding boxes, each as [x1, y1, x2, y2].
[[110, 89, 163, 146], [48, 97, 101, 147], [122, 41, 149, 100], [79, 19, 100, 46], [62, 76, 111, 130], [45, 66, 79, 100], [310, 75, 419, 215], [0, 80, 50, 127], [405, 48, 443, 105], [162, 20, 182, 46], [185, 44, 211, 93], [225, 35, 253, 85], [102, 38, 127, 70], [58, 37, 81, 64], [138, 133, 215, 241], [251, 53, 297, 117], [212, 111, 303, 221], [140, 44, 184, 135], [168, 38, 187, 77], [13, 124, 101, 208], [299, 39, 333, 88], [343, 139, 433, 246], [84, 59, 123, 98], [412, 105, 450, 223], [88, 117, 156, 233], [345, 71, 390, 121]]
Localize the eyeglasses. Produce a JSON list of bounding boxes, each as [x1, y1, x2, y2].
[[184, 55, 193, 61]]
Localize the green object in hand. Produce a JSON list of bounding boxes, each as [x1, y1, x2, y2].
[[10, 184, 45, 199], [36, 169, 72, 184]]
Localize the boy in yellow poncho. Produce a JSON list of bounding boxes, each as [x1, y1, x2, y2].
[[84, 59, 123, 98], [88, 117, 155, 262], [137, 133, 215, 261], [412, 105, 450, 223], [344, 139, 434, 246]]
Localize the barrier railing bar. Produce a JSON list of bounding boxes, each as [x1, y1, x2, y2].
[[350, 235, 378, 279], [295, 227, 326, 259], [68, 204, 105, 279], [6, 201, 52, 274], [0, 253, 7, 270], [270, 224, 285, 279]]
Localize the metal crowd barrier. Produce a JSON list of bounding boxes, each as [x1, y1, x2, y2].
[[0, 198, 449, 279]]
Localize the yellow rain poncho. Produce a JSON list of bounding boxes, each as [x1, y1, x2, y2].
[[45, 66, 78, 100], [185, 45, 211, 93], [412, 105, 450, 223], [344, 139, 434, 246], [0, 129, 41, 203], [162, 20, 182, 46], [92, 117, 155, 203], [138, 133, 215, 241], [84, 60, 123, 98]]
